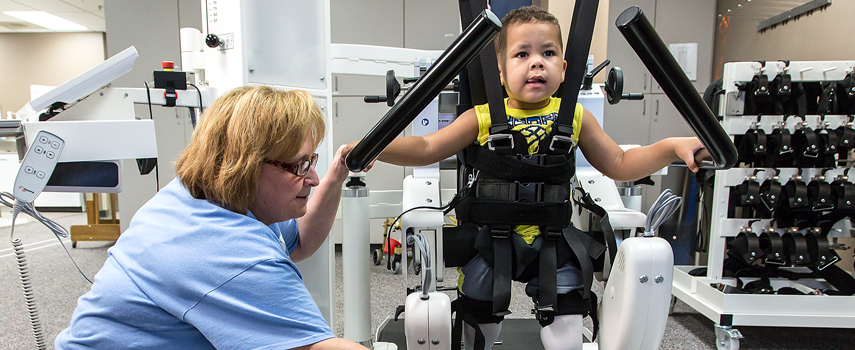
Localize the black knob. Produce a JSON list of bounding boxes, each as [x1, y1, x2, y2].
[[205, 34, 221, 48]]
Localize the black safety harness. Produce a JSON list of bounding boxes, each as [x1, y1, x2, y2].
[[452, 0, 614, 321]]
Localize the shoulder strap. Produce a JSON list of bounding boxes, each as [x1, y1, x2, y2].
[[555, 0, 599, 137]]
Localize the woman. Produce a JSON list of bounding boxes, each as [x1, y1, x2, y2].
[[56, 86, 366, 350]]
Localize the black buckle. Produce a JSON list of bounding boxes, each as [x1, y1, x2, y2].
[[491, 225, 511, 239], [514, 182, 543, 202], [545, 227, 562, 240], [486, 134, 514, 152], [549, 135, 575, 154]]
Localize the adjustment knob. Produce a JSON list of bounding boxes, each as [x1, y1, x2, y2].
[[205, 34, 221, 48]]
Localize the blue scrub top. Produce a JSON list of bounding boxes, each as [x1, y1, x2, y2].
[[56, 178, 334, 349]]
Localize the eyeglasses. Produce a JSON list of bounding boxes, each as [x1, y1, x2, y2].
[[263, 153, 318, 177]]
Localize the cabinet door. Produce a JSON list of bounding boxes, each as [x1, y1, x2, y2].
[[602, 97, 651, 146], [404, 0, 460, 50], [650, 0, 716, 93], [331, 0, 404, 47], [648, 93, 695, 143], [606, 0, 657, 94], [332, 96, 406, 192]]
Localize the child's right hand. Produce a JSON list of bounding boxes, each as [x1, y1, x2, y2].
[[340, 140, 376, 172]]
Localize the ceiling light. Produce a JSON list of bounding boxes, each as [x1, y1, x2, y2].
[[3, 11, 87, 31]]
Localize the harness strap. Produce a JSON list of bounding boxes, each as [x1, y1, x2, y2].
[[784, 178, 809, 209], [782, 231, 810, 266], [805, 231, 839, 270], [837, 124, 855, 153], [759, 230, 786, 266], [574, 190, 618, 269], [450, 297, 487, 350], [491, 224, 513, 316], [736, 177, 761, 206], [833, 179, 855, 210], [457, 198, 572, 226], [807, 179, 834, 211], [760, 178, 782, 211], [536, 228, 560, 312], [462, 143, 575, 184], [731, 229, 761, 264], [562, 225, 594, 300], [554, 0, 599, 142]]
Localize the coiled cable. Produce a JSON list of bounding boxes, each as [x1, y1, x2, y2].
[[407, 232, 432, 300], [642, 189, 682, 237]]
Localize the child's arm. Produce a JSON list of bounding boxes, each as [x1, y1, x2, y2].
[[577, 108, 706, 181], [343, 108, 480, 168]]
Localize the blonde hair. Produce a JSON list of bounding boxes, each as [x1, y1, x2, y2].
[[175, 86, 325, 213], [494, 5, 563, 64]]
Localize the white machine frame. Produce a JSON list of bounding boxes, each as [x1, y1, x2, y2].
[[671, 61, 855, 350]]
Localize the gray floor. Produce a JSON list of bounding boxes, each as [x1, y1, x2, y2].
[[2, 211, 854, 349]]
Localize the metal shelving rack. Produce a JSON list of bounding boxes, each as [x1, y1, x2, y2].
[[671, 61, 855, 350]]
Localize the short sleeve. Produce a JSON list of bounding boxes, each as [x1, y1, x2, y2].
[[270, 219, 299, 255], [184, 258, 334, 350]]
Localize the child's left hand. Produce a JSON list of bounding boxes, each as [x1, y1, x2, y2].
[[673, 137, 710, 173]]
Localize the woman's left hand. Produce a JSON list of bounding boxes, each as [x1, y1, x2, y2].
[[328, 145, 351, 184]]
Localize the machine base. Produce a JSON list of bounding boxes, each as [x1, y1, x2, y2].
[[378, 318, 597, 349]]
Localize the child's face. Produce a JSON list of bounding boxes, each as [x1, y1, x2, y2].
[[499, 22, 566, 110]]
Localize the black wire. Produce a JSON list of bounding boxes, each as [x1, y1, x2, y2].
[[383, 187, 472, 271], [188, 82, 203, 127], [143, 81, 161, 191]]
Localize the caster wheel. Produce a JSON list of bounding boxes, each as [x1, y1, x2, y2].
[[392, 261, 401, 274], [716, 333, 739, 350], [72, 241, 77, 248], [715, 325, 742, 350], [372, 249, 382, 265]]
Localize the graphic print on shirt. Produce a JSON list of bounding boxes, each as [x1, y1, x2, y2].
[[510, 111, 557, 154]]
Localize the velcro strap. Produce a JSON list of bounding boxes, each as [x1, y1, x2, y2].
[[837, 125, 855, 151], [784, 179, 809, 209], [537, 227, 561, 312], [475, 181, 568, 203], [808, 180, 835, 211], [491, 224, 512, 316], [456, 198, 572, 226], [805, 232, 839, 270], [760, 179, 782, 211], [821, 129, 839, 153], [833, 180, 855, 210], [562, 225, 593, 300], [776, 73, 792, 95], [801, 127, 820, 158], [747, 128, 767, 155], [759, 231, 786, 266], [755, 74, 770, 96], [783, 231, 811, 265], [729, 230, 762, 264], [736, 178, 761, 206]]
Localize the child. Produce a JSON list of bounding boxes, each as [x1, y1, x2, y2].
[[345, 6, 706, 350]]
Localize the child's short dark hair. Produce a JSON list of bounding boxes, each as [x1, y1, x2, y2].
[[495, 6, 563, 62]]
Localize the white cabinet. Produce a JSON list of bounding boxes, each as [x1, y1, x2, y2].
[[604, 0, 716, 145]]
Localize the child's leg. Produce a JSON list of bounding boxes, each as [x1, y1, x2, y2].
[[540, 314, 583, 350], [459, 256, 505, 350], [464, 322, 502, 350]]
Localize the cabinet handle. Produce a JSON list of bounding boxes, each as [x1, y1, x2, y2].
[[643, 73, 647, 90], [334, 76, 338, 92], [655, 99, 659, 115], [643, 100, 646, 116], [334, 102, 338, 118]]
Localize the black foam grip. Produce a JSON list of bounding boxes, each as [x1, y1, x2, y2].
[[616, 6, 737, 170], [345, 10, 502, 171]]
